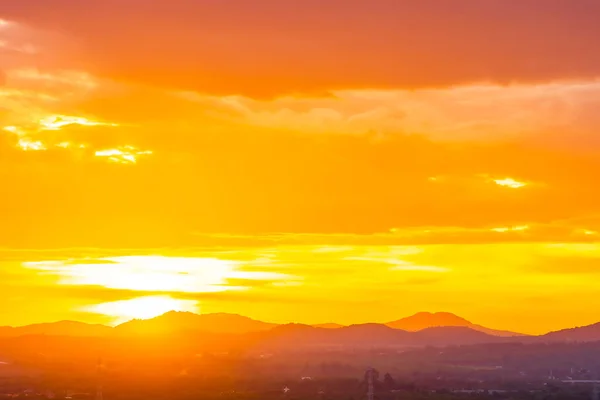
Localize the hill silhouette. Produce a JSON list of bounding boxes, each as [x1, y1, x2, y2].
[[386, 312, 526, 337], [0, 321, 112, 338], [256, 323, 510, 350], [4, 312, 600, 346], [114, 311, 277, 335], [541, 321, 600, 342], [414, 326, 509, 346]]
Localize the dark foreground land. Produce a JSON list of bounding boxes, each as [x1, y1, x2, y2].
[[1, 336, 600, 400]]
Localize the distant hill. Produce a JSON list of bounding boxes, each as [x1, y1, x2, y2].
[[541, 322, 600, 342], [386, 312, 471, 330], [386, 312, 526, 337], [114, 311, 277, 335], [4, 312, 599, 344], [414, 326, 510, 346], [257, 322, 507, 350], [260, 323, 409, 349], [0, 321, 111, 338]]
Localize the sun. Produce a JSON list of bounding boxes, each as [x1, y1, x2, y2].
[[84, 296, 199, 325]]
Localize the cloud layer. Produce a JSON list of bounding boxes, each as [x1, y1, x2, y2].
[[2, 0, 600, 96]]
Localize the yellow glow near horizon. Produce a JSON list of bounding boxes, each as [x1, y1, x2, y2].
[[84, 296, 200, 324], [491, 225, 529, 233], [10, 242, 600, 334]]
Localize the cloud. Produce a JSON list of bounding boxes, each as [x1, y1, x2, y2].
[[168, 82, 600, 143], [24, 255, 296, 294], [493, 178, 528, 189], [2, 120, 600, 248], [1, 0, 600, 96], [94, 146, 152, 164], [3, 6, 600, 228]]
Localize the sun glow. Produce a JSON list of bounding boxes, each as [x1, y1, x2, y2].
[[39, 115, 118, 130], [95, 146, 153, 164], [18, 138, 46, 151], [494, 178, 527, 189], [84, 296, 199, 325], [491, 225, 529, 233], [3, 126, 19, 134], [25, 256, 292, 293]]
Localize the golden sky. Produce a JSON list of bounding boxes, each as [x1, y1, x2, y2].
[[1, 1, 600, 334]]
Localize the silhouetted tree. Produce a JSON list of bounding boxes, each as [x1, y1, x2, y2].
[[383, 373, 396, 390]]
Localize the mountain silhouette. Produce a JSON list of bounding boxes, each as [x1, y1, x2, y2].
[[540, 322, 600, 342], [114, 311, 277, 335], [259, 323, 408, 349], [257, 323, 507, 349], [386, 312, 526, 337], [414, 326, 509, 346], [0, 321, 111, 338], [5, 311, 600, 345]]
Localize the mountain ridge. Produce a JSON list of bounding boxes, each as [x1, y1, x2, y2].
[[0, 320, 112, 338], [2, 312, 599, 345], [540, 321, 600, 342], [385, 311, 527, 337], [114, 311, 278, 335]]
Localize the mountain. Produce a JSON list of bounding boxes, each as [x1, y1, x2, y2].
[[259, 323, 410, 349], [386, 312, 526, 337], [5, 312, 600, 351], [541, 322, 600, 342], [414, 326, 509, 346], [7, 312, 598, 343], [331, 323, 414, 345], [0, 321, 111, 338], [257, 323, 506, 350], [114, 311, 277, 335], [387, 312, 471, 330]]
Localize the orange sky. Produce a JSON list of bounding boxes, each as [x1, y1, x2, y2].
[[1, 1, 600, 334]]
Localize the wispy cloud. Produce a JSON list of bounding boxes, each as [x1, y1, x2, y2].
[[24, 255, 295, 294], [493, 178, 527, 189]]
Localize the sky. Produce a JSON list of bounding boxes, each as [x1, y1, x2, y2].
[[1, 0, 600, 334]]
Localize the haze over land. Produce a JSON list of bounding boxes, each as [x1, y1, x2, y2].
[[2, 0, 600, 337], [2, 310, 600, 395]]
